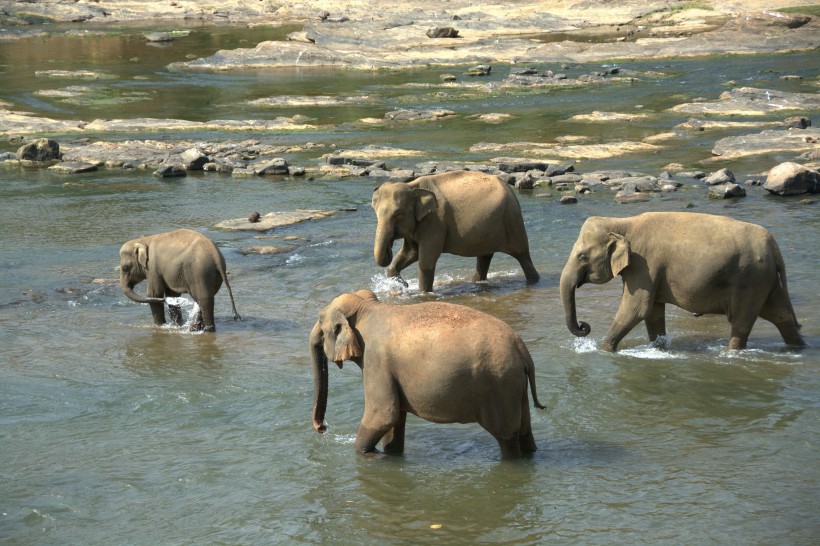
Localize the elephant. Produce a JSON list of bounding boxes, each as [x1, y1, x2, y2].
[[119, 229, 240, 332], [371, 170, 539, 292], [310, 289, 546, 459], [560, 212, 804, 351]]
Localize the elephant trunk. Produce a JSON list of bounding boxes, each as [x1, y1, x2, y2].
[[560, 267, 591, 337], [373, 222, 394, 268], [120, 275, 164, 305], [310, 321, 329, 433]]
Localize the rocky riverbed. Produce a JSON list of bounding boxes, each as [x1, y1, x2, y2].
[[1, 0, 818, 199]]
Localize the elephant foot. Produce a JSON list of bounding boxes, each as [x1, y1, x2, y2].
[[388, 274, 408, 287]]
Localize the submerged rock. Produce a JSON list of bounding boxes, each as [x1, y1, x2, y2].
[[215, 209, 342, 231], [708, 183, 746, 199]]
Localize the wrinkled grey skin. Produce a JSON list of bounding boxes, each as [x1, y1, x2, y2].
[[119, 229, 240, 332], [560, 212, 804, 351], [310, 290, 545, 459], [371, 170, 539, 292]]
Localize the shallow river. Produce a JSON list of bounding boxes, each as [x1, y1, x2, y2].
[[1, 24, 818, 544]]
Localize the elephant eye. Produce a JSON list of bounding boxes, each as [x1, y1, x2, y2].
[[577, 253, 588, 262]]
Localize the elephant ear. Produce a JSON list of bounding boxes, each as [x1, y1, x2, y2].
[[413, 188, 437, 222], [135, 242, 149, 270], [370, 186, 380, 210], [608, 233, 630, 276], [329, 309, 362, 364]]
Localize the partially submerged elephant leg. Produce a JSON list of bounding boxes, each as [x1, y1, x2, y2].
[[148, 300, 166, 326], [517, 396, 537, 454], [645, 302, 667, 347], [495, 434, 523, 459], [381, 411, 407, 455], [511, 251, 540, 284], [473, 254, 494, 282], [387, 240, 419, 281]]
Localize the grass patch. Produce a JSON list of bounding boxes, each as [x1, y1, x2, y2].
[[777, 5, 820, 16], [644, 1, 714, 16]]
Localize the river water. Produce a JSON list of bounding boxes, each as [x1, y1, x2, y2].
[[1, 24, 818, 545]]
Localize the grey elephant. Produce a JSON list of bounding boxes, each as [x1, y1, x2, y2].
[[119, 229, 239, 332], [310, 290, 545, 458], [560, 212, 804, 351], [371, 170, 540, 292]]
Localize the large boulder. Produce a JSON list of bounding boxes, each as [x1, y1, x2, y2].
[[16, 138, 61, 161], [763, 162, 820, 195]]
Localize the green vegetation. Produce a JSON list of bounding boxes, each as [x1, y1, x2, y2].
[[778, 5, 820, 16], [643, 1, 714, 17]]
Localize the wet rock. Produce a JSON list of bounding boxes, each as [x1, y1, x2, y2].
[[763, 162, 820, 196], [711, 128, 820, 159], [559, 195, 578, 204], [17, 138, 61, 161], [154, 165, 187, 178], [427, 27, 459, 38], [497, 161, 550, 173], [239, 245, 297, 256], [704, 168, 735, 186], [384, 109, 456, 122], [464, 65, 491, 77], [254, 158, 290, 175], [215, 209, 341, 231], [47, 161, 98, 174], [144, 32, 175, 43], [671, 87, 820, 116], [783, 116, 812, 129], [248, 212, 261, 223], [180, 148, 209, 170], [708, 183, 746, 199]]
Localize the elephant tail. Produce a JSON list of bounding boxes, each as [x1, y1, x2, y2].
[[215, 251, 241, 322], [771, 237, 801, 330], [517, 338, 546, 410]]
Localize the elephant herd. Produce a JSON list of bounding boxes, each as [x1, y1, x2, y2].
[[118, 170, 805, 459]]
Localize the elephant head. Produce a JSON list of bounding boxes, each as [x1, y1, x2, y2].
[[118, 239, 165, 305], [560, 217, 630, 338], [310, 290, 375, 433], [371, 182, 437, 267]]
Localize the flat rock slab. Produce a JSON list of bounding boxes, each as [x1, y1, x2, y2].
[[671, 87, 820, 116], [215, 209, 340, 231], [711, 128, 820, 160]]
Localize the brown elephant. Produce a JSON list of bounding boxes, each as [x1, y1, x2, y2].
[[310, 290, 545, 458], [560, 212, 804, 351], [371, 170, 539, 292], [119, 229, 239, 332]]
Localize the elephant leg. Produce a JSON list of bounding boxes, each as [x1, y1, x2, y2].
[[759, 286, 805, 347], [148, 301, 166, 325], [198, 294, 216, 332], [517, 394, 537, 454], [168, 304, 183, 326], [417, 248, 441, 293], [495, 434, 523, 459], [726, 290, 766, 350], [473, 254, 494, 282], [603, 292, 650, 351], [645, 302, 667, 346], [381, 411, 407, 455], [387, 240, 418, 279], [356, 375, 401, 454], [511, 251, 540, 284]]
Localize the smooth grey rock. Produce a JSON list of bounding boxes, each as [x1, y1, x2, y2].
[[704, 168, 735, 186], [708, 183, 746, 199], [153, 165, 187, 178], [48, 161, 98, 174], [254, 158, 290, 175], [763, 162, 820, 195]]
